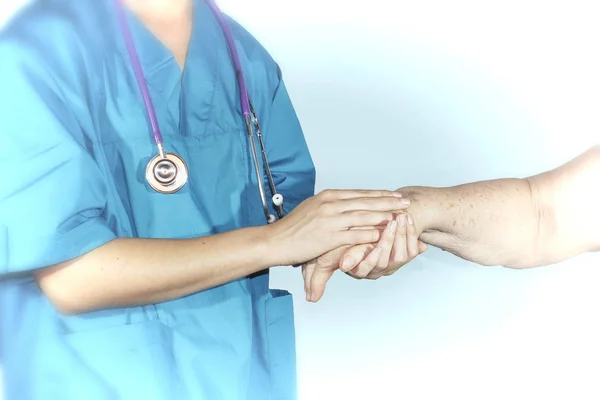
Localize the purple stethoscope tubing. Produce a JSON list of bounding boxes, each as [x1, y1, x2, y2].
[[115, 0, 283, 222]]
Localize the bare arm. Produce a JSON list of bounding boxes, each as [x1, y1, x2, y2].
[[36, 191, 408, 314], [36, 226, 275, 315], [399, 146, 600, 268]]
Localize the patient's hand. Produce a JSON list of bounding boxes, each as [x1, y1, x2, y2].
[[302, 214, 427, 302]]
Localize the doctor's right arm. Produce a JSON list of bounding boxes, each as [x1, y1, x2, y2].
[[34, 191, 406, 315], [0, 41, 408, 315]]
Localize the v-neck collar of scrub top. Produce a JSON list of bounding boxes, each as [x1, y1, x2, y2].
[[113, 0, 221, 135]]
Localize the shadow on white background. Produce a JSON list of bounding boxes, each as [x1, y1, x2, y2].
[[2, 1, 600, 399]]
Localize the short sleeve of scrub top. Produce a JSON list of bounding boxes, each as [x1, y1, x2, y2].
[[0, 33, 117, 276]]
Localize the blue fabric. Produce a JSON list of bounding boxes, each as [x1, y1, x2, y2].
[[0, 0, 315, 399]]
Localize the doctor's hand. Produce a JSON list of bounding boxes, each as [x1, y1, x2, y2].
[[343, 213, 427, 280], [268, 189, 411, 267], [303, 213, 427, 302]]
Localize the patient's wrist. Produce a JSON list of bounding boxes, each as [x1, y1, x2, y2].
[[396, 186, 446, 233]]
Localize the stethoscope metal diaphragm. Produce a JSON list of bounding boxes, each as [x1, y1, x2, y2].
[[145, 152, 188, 194]]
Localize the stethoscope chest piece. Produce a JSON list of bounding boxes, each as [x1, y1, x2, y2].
[[145, 152, 188, 194]]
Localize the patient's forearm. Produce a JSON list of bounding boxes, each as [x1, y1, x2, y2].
[[400, 179, 541, 268], [398, 146, 600, 268]]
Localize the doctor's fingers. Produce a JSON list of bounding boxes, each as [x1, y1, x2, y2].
[[328, 196, 411, 215], [302, 262, 315, 298], [362, 214, 410, 280], [344, 219, 397, 279], [404, 214, 421, 262], [380, 214, 426, 277], [388, 214, 409, 266], [317, 189, 403, 202], [335, 228, 382, 248], [304, 245, 350, 302], [307, 264, 337, 302], [313, 244, 352, 269], [338, 244, 374, 273], [395, 214, 420, 261], [373, 219, 397, 271], [336, 210, 400, 231]]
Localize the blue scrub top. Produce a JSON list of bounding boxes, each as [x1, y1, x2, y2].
[[0, 1, 315, 399]]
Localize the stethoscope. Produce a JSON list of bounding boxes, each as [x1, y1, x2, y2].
[[115, 0, 284, 224]]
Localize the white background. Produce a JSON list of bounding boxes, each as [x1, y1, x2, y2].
[[3, 1, 600, 399]]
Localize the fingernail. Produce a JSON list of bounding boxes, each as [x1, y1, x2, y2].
[[392, 192, 403, 197], [407, 214, 414, 225], [401, 198, 411, 206], [341, 256, 355, 271], [398, 214, 406, 227], [389, 220, 398, 233]]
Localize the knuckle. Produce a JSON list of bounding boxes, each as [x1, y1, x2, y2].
[[384, 230, 396, 242], [322, 255, 334, 264], [348, 246, 367, 260], [373, 265, 386, 273], [385, 266, 398, 275], [318, 190, 331, 201], [393, 254, 408, 264], [320, 255, 337, 267], [320, 202, 334, 215], [353, 265, 369, 279], [314, 257, 327, 267], [363, 261, 377, 272]]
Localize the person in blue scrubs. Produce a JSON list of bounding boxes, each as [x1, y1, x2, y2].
[[0, 1, 410, 399]]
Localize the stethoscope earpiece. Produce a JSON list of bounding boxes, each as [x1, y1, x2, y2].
[[272, 194, 283, 207]]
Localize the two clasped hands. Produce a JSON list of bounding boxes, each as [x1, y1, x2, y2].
[[272, 188, 427, 302]]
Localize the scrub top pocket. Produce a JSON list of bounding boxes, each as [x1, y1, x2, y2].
[[58, 320, 184, 400], [265, 289, 298, 400]]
